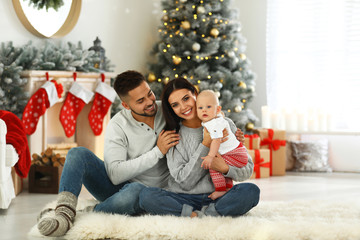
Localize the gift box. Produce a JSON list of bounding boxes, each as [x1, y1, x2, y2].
[[253, 128, 287, 176], [244, 134, 260, 149], [249, 149, 271, 179], [28, 165, 63, 194]]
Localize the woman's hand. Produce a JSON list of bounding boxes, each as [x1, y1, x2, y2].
[[209, 153, 229, 174], [235, 128, 245, 144], [202, 128, 212, 147]]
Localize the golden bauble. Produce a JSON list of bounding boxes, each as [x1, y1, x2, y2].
[[148, 73, 156, 82], [210, 28, 219, 37], [246, 122, 255, 131], [234, 105, 242, 113], [238, 81, 247, 89], [162, 15, 169, 21], [172, 56, 182, 65], [181, 21, 191, 30]]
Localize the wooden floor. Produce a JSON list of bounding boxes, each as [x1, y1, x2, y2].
[[1, 172, 359, 240]]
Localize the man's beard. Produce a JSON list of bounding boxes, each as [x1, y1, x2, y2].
[[130, 102, 157, 117]]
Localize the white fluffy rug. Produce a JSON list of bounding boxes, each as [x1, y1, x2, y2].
[[29, 198, 360, 240]]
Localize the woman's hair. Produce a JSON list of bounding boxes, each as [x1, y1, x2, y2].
[[161, 77, 198, 132], [113, 70, 145, 100]]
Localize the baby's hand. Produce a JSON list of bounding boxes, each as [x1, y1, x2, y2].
[[201, 155, 214, 169]]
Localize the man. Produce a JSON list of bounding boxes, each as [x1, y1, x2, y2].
[[37, 70, 179, 237]]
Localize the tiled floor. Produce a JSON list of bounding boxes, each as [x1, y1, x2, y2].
[[1, 172, 359, 239]]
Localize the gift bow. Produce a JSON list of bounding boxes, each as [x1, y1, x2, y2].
[[253, 149, 271, 178], [245, 134, 259, 149], [259, 129, 286, 176], [260, 129, 286, 151]]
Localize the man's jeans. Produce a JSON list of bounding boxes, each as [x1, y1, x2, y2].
[[139, 183, 260, 217], [59, 147, 146, 215]]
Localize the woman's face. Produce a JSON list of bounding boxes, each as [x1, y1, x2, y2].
[[168, 89, 197, 121]]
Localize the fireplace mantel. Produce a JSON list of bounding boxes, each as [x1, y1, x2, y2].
[[23, 70, 117, 159]]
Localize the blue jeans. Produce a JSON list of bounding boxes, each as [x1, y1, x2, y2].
[[139, 183, 260, 217], [59, 147, 146, 215]]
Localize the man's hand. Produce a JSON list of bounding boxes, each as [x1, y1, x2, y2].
[[235, 128, 245, 144], [157, 130, 180, 155], [201, 155, 214, 169]]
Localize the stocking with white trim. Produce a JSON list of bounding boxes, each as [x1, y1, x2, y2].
[[88, 80, 117, 136], [59, 82, 94, 137], [22, 80, 63, 135]]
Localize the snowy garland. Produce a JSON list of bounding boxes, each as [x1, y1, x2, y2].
[[0, 41, 114, 118]]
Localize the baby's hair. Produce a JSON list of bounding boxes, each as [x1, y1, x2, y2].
[[198, 89, 219, 105]]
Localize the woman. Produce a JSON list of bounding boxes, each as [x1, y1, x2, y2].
[[139, 77, 260, 217]]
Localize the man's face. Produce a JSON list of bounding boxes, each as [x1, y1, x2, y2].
[[122, 81, 157, 117]]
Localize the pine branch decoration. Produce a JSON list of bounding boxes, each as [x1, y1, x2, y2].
[[25, 0, 64, 11]]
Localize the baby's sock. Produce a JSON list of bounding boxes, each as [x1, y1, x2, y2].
[[37, 191, 77, 237]]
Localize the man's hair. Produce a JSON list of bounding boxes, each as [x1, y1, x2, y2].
[[161, 77, 198, 132], [113, 70, 145, 100]]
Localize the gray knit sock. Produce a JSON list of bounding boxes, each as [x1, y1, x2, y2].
[[37, 191, 77, 237]]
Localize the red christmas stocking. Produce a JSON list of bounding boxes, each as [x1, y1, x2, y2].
[[60, 82, 94, 137], [22, 80, 63, 135], [88, 81, 117, 136]]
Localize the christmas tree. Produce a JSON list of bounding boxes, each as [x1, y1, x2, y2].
[[147, 0, 258, 132]]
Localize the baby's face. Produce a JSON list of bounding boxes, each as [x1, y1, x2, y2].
[[196, 94, 219, 122]]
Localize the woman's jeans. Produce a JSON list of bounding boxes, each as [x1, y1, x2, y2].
[[139, 183, 260, 217], [59, 147, 146, 215]]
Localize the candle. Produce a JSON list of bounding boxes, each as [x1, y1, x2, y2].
[[327, 113, 334, 132], [318, 113, 327, 132], [298, 112, 308, 132], [271, 111, 281, 129], [261, 105, 271, 128], [285, 112, 297, 131]]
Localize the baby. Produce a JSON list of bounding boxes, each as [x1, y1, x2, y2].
[[196, 90, 248, 200]]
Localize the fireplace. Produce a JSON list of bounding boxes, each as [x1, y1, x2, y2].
[[23, 70, 116, 159]]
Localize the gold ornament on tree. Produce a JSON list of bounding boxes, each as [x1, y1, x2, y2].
[[181, 21, 191, 30], [234, 105, 242, 113], [162, 15, 169, 22], [239, 53, 247, 60], [210, 28, 219, 37], [246, 122, 254, 131], [172, 56, 182, 65], [148, 73, 156, 82]]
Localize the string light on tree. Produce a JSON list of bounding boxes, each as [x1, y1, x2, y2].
[[239, 53, 247, 60], [172, 56, 182, 65], [238, 81, 247, 89]]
